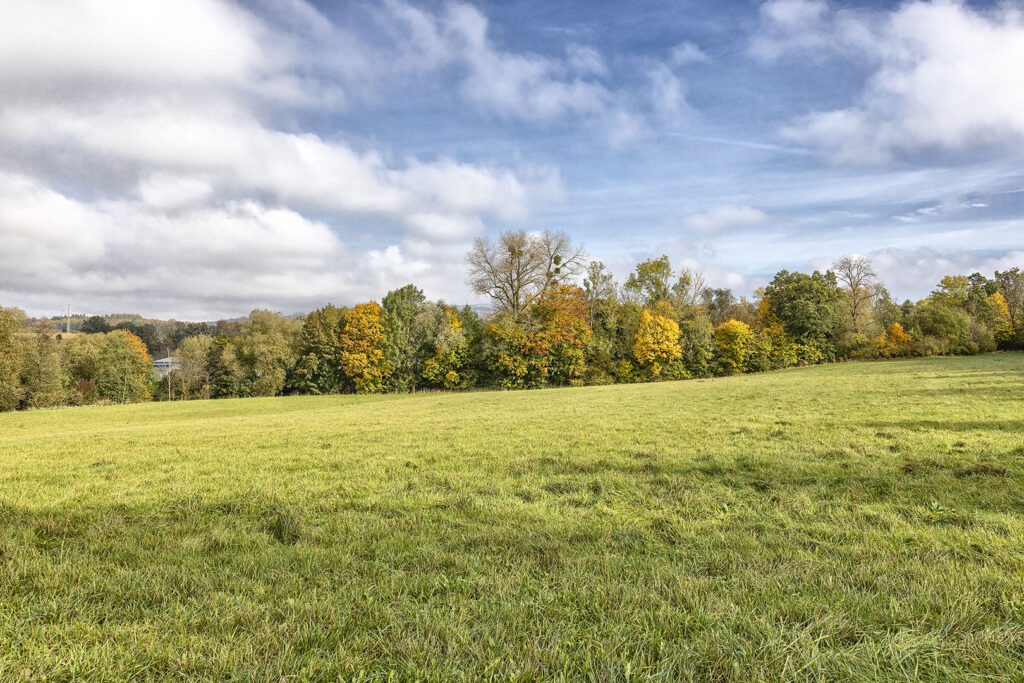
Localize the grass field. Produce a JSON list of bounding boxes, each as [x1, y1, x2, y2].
[[1, 354, 1023, 681]]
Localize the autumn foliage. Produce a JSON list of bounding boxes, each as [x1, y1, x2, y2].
[[340, 302, 389, 393], [632, 308, 682, 378]]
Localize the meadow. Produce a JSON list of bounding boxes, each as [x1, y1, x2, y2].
[[1, 354, 1022, 681]]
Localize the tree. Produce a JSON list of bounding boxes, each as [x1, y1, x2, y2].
[[583, 261, 617, 323], [529, 284, 592, 386], [632, 308, 682, 378], [466, 230, 585, 318], [19, 329, 65, 408], [114, 321, 166, 358], [624, 255, 674, 306], [340, 302, 389, 393], [538, 230, 587, 291], [671, 268, 707, 309], [763, 270, 844, 349], [0, 306, 26, 411], [484, 286, 592, 389], [714, 319, 753, 375], [994, 267, 1024, 330], [240, 310, 300, 397], [80, 315, 112, 334], [291, 304, 345, 395], [911, 300, 972, 354], [382, 285, 426, 392], [210, 336, 251, 398], [987, 292, 1014, 347], [931, 275, 970, 307], [61, 332, 106, 404], [96, 331, 152, 403], [833, 256, 877, 332], [176, 334, 214, 400], [419, 305, 468, 389]]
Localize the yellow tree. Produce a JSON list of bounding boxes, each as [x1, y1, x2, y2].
[[989, 291, 1014, 345], [340, 302, 389, 393], [632, 308, 681, 377], [714, 319, 752, 374]]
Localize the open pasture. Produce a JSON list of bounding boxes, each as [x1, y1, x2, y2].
[[1, 354, 1023, 680]]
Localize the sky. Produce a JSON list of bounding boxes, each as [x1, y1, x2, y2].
[[1, 0, 1023, 320]]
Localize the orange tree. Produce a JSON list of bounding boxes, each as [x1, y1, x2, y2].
[[486, 285, 593, 389]]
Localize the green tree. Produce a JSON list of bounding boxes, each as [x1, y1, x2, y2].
[[240, 310, 300, 397], [96, 331, 153, 404], [763, 270, 844, 353], [176, 334, 214, 400], [80, 316, 112, 334], [624, 255, 674, 306], [291, 304, 345, 394], [382, 285, 426, 392], [419, 304, 468, 390], [0, 306, 26, 411], [61, 332, 106, 404], [19, 329, 65, 408], [210, 336, 251, 398]]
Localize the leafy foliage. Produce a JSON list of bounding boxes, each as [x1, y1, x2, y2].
[[341, 302, 389, 394]]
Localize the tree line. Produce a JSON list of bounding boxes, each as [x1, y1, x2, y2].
[[1, 230, 1022, 411]]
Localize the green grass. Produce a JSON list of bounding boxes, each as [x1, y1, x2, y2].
[[1, 355, 1023, 681]]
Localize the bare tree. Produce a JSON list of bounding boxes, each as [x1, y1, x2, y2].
[[833, 255, 877, 332], [538, 230, 587, 291], [672, 267, 707, 308], [466, 230, 586, 318]]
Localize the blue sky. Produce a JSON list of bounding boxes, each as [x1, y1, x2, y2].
[[1, 0, 1022, 318]]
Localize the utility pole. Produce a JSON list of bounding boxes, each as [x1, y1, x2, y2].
[[66, 304, 71, 335]]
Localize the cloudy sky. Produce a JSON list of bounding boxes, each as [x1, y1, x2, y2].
[[2, 0, 1023, 319]]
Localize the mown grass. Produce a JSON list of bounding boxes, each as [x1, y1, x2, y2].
[[1, 354, 1023, 681]]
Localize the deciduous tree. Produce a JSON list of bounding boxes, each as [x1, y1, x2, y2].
[[466, 230, 585, 318], [632, 308, 682, 378], [291, 304, 345, 395], [833, 255, 877, 332], [341, 302, 389, 393], [714, 319, 752, 375], [382, 285, 426, 392]]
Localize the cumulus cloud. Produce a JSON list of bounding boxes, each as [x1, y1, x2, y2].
[[684, 206, 770, 234], [755, 0, 1024, 163], [0, 0, 580, 317], [870, 246, 1024, 299]]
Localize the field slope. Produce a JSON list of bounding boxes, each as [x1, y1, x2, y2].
[[1, 354, 1023, 680]]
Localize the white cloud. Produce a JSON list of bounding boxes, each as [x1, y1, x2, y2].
[[670, 41, 710, 65], [566, 44, 609, 76], [647, 65, 693, 125], [684, 205, 770, 234], [138, 174, 214, 210], [0, 170, 483, 319], [870, 246, 1024, 300], [0, 0, 579, 316], [756, 0, 1024, 163]]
